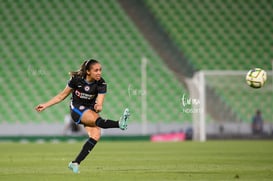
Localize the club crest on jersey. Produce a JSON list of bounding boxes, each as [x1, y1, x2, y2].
[[84, 86, 90, 91]]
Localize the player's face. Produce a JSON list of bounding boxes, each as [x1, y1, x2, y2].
[[87, 63, 102, 81]]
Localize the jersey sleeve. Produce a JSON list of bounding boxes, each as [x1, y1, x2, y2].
[[98, 78, 107, 94], [67, 76, 77, 89]]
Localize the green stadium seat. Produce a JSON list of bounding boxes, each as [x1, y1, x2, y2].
[[144, 0, 273, 123], [0, 0, 189, 124]]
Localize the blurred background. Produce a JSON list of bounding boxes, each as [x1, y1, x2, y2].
[[0, 0, 272, 141]]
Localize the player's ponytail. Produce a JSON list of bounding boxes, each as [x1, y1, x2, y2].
[[69, 59, 99, 78]]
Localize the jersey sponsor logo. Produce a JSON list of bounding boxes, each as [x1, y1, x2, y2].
[[75, 90, 95, 100]]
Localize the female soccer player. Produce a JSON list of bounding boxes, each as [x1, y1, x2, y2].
[[35, 59, 130, 173]]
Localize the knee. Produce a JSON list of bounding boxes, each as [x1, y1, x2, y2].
[[91, 134, 101, 141], [87, 129, 101, 141]]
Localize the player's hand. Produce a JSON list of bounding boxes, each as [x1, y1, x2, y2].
[[35, 104, 47, 112], [94, 104, 102, 113]]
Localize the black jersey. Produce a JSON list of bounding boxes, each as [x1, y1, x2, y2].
[[68, 76, 107, 107]]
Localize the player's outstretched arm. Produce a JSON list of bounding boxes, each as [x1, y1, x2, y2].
[[35, 86, 72, 112]]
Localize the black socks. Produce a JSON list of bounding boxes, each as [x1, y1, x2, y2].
[[95, 117, 119, 129], [73, 138, 97, 164], [73, 118, 119, 164]]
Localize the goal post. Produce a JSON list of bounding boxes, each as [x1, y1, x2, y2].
[[141, 57, 148, 135], [186, 70, 273, 142], [185, 71, 206, 142]]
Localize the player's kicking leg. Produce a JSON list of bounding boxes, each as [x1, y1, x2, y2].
[[119, 108, 130, 130]]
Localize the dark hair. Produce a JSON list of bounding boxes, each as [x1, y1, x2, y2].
[[69, 59, 100, 77]]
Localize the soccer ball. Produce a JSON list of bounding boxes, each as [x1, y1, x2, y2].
[[246, 68, 267, 88]]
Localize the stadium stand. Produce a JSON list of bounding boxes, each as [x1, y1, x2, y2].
[[145, 0, 273, 70], [1, 0, 272, 137], [0, 0, 189, 124], [144, 0, 273, 123]]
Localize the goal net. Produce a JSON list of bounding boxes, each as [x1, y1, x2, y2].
[[186, 70, 273, 141]]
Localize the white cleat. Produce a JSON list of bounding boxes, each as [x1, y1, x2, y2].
[[119, 108, 130, 130]]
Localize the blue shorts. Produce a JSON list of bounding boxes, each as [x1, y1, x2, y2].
[[70, 102, 95, 124]]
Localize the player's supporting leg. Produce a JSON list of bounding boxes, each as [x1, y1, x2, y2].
[[68, 108, 130, 173], [71, 108, 130, 164], [68, 138, 97, 173], [68, 126, 100, 173], [68, 161, 80, 173]]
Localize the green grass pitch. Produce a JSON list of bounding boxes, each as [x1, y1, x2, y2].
[[0, 140, 273, 181]]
